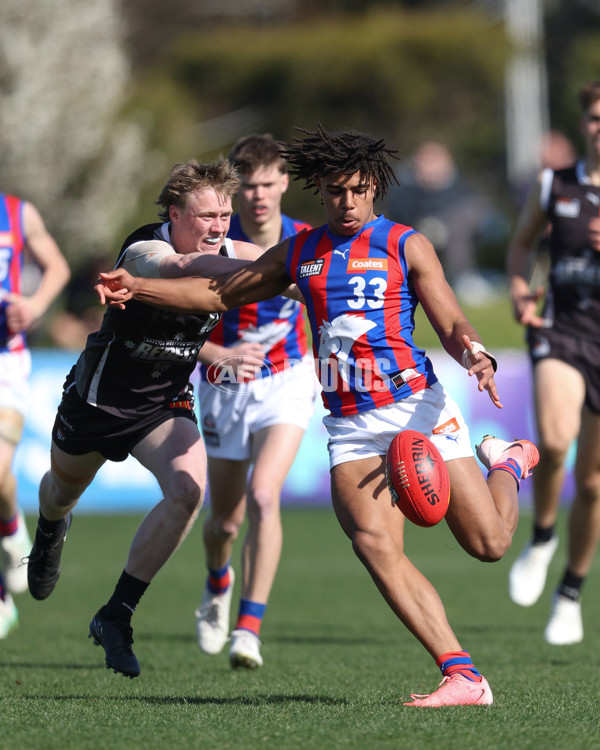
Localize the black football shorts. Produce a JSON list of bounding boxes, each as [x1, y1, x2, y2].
[[527, 326, 600, 414], [52, 384, 198, 462]]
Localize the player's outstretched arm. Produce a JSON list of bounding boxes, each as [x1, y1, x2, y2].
[[96, 269, 225, 312], [97, 241, 292, 313], [159, 249, 253, 278]]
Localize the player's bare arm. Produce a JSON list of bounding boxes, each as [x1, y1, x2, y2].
[[588, 215, 600, 252], [406, 232, 502, 408], [96, 266, 228, 312], [212, 239, 293, 309], [97, 244, 257, 308], [160, 249, 254, 279], [197, 339, 266, 371], [5, 201, 71, 333], [231, 238, 304, 303], [507, 177, 547, 327], [97, 240, 292, 313], [192, 240, 271, 367]]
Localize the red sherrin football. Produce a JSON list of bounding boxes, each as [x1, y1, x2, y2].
[[386, 430, 450, 527]]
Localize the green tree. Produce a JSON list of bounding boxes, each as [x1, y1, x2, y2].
[[0, 0, 150, 267]]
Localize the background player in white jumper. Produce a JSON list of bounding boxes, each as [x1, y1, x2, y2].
[[194, 134, 317, 669]]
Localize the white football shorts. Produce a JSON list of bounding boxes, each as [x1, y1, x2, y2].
[[324, 381, 474, 469], [198, 356, 319, 460], [0, 349, 31, 419]]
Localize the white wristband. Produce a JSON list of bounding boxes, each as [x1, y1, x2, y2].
[[462, 341, 497, 372]]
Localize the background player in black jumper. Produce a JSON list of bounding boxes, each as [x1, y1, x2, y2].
[[507, 79, 600, 645]]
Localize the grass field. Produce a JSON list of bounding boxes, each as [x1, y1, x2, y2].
[[2, 507, 598, 750]]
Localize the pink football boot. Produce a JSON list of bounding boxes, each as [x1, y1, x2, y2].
[[404, 674, 493, 707]]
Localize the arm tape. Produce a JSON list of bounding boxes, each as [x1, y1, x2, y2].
[[121, 241, 175, 278], [461, 341, 497, 372]]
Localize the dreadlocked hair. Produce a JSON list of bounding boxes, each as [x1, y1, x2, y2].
[[279, 124, 400, 200]]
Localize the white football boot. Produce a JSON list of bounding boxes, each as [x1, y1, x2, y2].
[[544, 592, 583, 645], [1, 510, 32, 594], [229, 628, 263, 669], [195, 567, 234, 655], [0, 594, 18, 639], [508, 536, 559, 607]]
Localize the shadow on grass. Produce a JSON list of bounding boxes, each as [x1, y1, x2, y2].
[[0, 661, 104, 670], [458, 622, 547, 636], [268, 634, 381, 646], [12, 693, 349, 706], [139, 631, 381, 646]]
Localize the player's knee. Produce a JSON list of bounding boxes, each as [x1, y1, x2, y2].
[[539, 441, 569, 469], [351, 527, 401, 566], [574, 472, 600, 507], [169, 474, 203, 516], [205, 513, 241, 541], [247, 484, 280, 521], [466, 534, 510, 563], [0, 467, 15, 501], [42, 470, 81, 509]]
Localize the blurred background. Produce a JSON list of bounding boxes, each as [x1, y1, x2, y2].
[[3, 0, 598, 508]]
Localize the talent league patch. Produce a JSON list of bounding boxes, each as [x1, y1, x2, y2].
[[298, 259, 324, 278], [347, 258, 388, 273]]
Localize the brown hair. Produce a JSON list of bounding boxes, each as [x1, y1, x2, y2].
[[228, 133, 286, 176], [578, 80, 600, 112]]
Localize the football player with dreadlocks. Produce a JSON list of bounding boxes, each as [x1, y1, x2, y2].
[[97, 125, 538, 706]]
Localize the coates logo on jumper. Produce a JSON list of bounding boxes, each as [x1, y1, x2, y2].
[[347, 258, 387, 273], [207, 355, 277, 393]]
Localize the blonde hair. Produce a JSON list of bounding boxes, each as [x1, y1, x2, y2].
[[156, 158, 240, 221]]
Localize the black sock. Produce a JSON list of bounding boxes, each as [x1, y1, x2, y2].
[[104, 571, 149, 622], [557, 569, 584, 601], [37, 512, 66, 539], [532, 523, 555, 545]]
